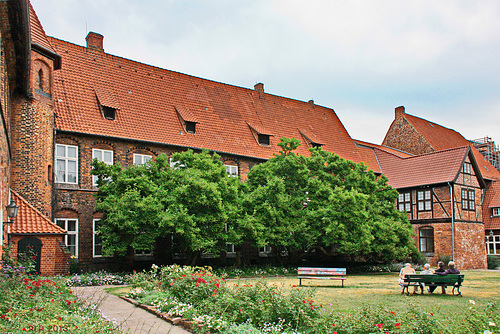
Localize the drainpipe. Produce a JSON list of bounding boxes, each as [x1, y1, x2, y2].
[[449, 183, 455, 261]]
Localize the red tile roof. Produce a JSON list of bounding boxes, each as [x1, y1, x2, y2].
[[374, 146, 470, 189], [10, 190, 66, 235], [484, 181, 500, 230], [397, 112, 500, 181], [49, 36, 367, 163], [28, 2, 61, 69]]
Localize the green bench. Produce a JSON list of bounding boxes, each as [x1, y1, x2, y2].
[[402, 274, 464, 296], [297, 267, 346, 287]]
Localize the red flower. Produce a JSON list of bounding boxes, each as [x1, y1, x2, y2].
[[395, 323, 401, 327], [389, 311, 395, 315], [375, 323, 384, 329]]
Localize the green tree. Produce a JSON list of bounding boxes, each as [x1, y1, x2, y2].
[[241, 137, 418, 263], [92, 149, 241, 264]]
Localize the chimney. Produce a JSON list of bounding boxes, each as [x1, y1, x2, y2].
[[308, 99, 314, 108], [395, 106, 405, 119], [254, 82, 264, 99], [86, 32, 104, 52]]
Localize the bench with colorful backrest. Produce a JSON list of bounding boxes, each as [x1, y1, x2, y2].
[[297, 267, 347, 287], [402, 274, 464, 296]]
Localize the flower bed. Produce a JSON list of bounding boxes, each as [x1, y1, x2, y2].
[[124, 264, 500, 334], [0, 259, 121, 333]]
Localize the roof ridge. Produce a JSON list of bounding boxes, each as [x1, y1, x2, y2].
[[400, 145, 469, 160], [48, 36, 328, 109], [404, 112, 463, 135]]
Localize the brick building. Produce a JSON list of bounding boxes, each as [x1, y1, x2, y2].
[[377, 106, 500, 268], [0, 0, 69, 275], [2, 1, 498, 272]]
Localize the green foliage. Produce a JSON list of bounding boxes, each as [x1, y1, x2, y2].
[[488, 255, 499, 270], [241, 139, 418, 262], [92, 149, 241, 259]]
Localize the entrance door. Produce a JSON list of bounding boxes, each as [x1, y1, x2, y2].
[[18, 237, 42, 274]]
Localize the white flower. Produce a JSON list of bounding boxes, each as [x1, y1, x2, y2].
[[489, 322, 496, 327], [468, 299, 475, 305]]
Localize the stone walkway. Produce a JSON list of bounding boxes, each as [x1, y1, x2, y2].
[[72, 285, 191, 334]]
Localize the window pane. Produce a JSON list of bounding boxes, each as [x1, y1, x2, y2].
[[104, 151, 113, 164], [67, 220, 76, 231], [56, 145, 65, 157], [67, 146, 77, 158], [425, 201, 431, 211], [405, 203, 410, 212], [67, 160, 77, 173], [67, 172, 77, 184], [93, 150, 102, 161], [398, 204, 405, 211], [425, 191, 431, 199], [404, 193, 410, 201], [56, 221, 65, 229], [418, 192, 423, 200], [398, 193, 404, 202], [418, 202, 424, 211]]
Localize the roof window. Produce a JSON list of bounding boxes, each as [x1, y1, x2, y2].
[[175, 105, 198, 134], [258, 134, 270, 146], [94, 87, 119, 121], [247, 122, 273, 146], [102, 106, 116, 120]]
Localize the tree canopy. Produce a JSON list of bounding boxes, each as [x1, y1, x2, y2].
[[240, 137, 418, 262], [92, 149, 240, 262], [92, 138, 419, 264]]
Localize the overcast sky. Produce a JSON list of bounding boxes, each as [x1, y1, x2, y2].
[[31, 0, 499, 146]]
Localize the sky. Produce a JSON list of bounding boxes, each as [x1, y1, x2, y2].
[[30, 0, 500, 146]]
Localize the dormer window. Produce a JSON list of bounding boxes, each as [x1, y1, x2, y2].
[[175, 105, 198, 134], [102, 106, 116, 120], [493, 208, 500, 217], [258, 134, 270, 146], [300, 130, 324, 149], [94, 87, 120, 121], [247, 122, 273, 146], [185, 121, 196, 134]]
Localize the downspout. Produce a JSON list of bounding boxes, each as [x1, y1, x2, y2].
[[449, 182, 455, 261]]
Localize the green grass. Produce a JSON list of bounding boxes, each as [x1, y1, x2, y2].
[[230, 270, 500, 316]]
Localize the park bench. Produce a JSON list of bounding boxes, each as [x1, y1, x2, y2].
[[297, 267, 346, 287], [402, 274, 464, 296]]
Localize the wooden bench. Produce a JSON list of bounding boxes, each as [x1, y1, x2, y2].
[[402, 274, 464, 296], [297, 267, 346, 287]]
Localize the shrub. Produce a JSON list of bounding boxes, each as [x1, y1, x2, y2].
[[487, 255, 499, 270]]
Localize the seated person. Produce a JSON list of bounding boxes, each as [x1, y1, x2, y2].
[[419, 263, 434, 293], [398, 263, 419, 294], [428, 261, 445, 293]]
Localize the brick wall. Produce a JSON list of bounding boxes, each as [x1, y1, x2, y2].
[[412, 221, 487, 269], [10, 50, 56, 218], [54, 132, 264, 270], [10, 234, 70, 276], [383, 117, 434, 155]]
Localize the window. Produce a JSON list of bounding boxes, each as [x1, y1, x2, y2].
[[225, 165, 238, 177], [225, 223, 235, 257], [55, 144, 78, 184], [417, 190, 432, 211], [462, 189, 475, 211], [102, 106, 116, 120], [419, 227, 434, 253], [398, 192, 411, 212], [463, 162, 472, 174], [259, 245, 272, 257], [133, 154, 152, 165], [93, 219, 104, 257], [134, 249, 153, 258], [258, 134, 270, 146], [38, 69, 43, 91], [92, 149, 113, 185], [493, 208, 500, 217], [185, 121, 196, 134], [486, 234, 500, 255], [56, 219, 78, 257]]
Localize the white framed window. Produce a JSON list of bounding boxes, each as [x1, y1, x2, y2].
[[55, 144, 78, 184], [493, 208, 500, 217], [134, 249, 153, 257], [486, 234, 500, 255], [259, 245, 272, 257], [463, 162, 472, 174], [133, 154, 152, 165], [417, 190, 432, 211], [225, 165, 238, 177], [92, 149, 113, 185], [93, 219, 107, 258], [56, 218, 78, 257], [225, 223, 236, 257], [398, 192, 411, 212]]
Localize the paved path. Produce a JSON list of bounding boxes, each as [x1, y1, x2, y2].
[[72, 286, 191, 334]]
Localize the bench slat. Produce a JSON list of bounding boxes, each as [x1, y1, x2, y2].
[[297, 267, 347, 287]]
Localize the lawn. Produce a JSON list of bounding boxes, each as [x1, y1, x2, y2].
[[226, 270, 500, 319]]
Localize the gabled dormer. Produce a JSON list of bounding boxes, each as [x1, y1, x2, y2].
[[175, 105, 198, 134]]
